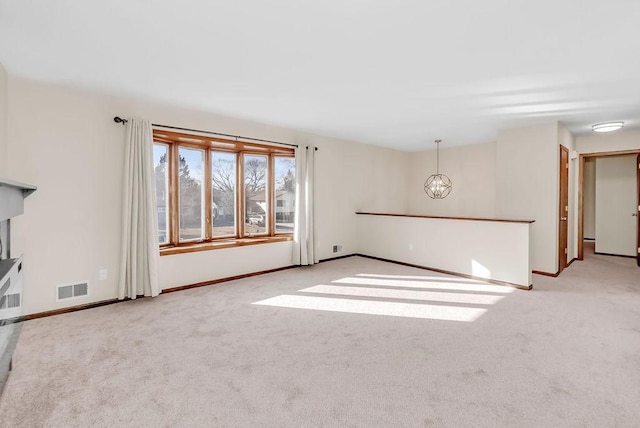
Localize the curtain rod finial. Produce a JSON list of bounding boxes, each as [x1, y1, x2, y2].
[[114, 116, 128, 125]]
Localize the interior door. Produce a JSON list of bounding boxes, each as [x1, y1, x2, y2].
[[637, 154, 639, 266], [559, 146, 569, 273], [595, 155, 637, 256]]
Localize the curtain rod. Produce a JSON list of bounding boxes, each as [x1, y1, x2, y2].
[[113, 116, 302, 149]]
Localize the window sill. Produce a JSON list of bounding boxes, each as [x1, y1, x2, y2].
[[159, 235, 293, 256]]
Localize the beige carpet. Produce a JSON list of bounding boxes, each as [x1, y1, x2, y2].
[[1, 244, 639, 427]]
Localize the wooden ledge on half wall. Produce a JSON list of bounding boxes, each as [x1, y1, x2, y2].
[[355, 212, 535, 224]]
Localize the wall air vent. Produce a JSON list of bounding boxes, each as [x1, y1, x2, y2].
[[57, 282, 89, 300]]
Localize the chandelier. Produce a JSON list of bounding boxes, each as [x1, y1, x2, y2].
[[424, 139, 452, 199]]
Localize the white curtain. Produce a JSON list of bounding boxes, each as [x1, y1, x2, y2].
[[118, 118, 160, 299], [293, 145, 318, 265]]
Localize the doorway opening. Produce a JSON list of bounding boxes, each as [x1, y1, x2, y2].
[[578, 150, 640, 266]]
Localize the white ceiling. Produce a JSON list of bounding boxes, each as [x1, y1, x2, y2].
[[1, 0, 640, 151]]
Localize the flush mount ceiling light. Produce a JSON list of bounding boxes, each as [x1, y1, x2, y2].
[[592, 121, 624, 133], [424, 139, 452, 199]]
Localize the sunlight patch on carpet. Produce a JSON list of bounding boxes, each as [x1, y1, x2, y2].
[[335, 276, 514, 294], [253, 295, 487, 322], [356, 273, 486, 284], [299, 284, 506, 305]]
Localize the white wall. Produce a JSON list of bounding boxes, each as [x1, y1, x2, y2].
[[595, 155, 637, 256], [496, 123, 559, 274], [7, 77, 409, 315], [159, 241, 293, 289], [583, 158, 596, 239], [0, 62, 7, 176], [357, 214, 532, 287], [576, 130, 640, 154], [406, 142, 497, 217], [314, 135, 409, 256], [14, 73, 637, 314], [404, 123, 561, 274]]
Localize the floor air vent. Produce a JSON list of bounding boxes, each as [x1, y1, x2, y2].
[[58, 283, 88, 300]]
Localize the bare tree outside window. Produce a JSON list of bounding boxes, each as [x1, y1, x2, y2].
[[178, 147, 204, 241], [211, 151, 237, 237], [244, 154, 267, 235], [152, 130, 296, 251]]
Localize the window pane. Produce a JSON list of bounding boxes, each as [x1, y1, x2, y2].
[[275, 157, 296, 233], [244, 154, 268, 235], [153, 143, 169, 244], [211, 151, 236, 237], [179, 147, 204, 241]]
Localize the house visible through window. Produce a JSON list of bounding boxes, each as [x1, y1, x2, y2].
[[153, 143, 169, 244], [152, 129, 295, 252], [274, 157, 296, 233]]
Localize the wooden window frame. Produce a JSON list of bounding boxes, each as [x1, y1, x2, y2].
[[272, 155, 297, 235], [210, 150, 239, 240], [153, 129, 295, 256], [154, 142, 171, 246], [242, 152, 271, 238]]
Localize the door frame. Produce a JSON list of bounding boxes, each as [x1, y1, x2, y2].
[[637, 154, 640, 266], [577, 149, 640, 261], [558, 145, 569, 273]]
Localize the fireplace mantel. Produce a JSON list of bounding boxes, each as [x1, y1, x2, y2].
[[0, 177, 37, 223], [0, 176, 36, 395]]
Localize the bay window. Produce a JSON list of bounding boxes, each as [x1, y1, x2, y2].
[[152, 129, 295, 255]]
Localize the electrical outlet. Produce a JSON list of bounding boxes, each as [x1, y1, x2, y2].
[[99, 269, 108, 281], [332, 244, 343, 253]]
